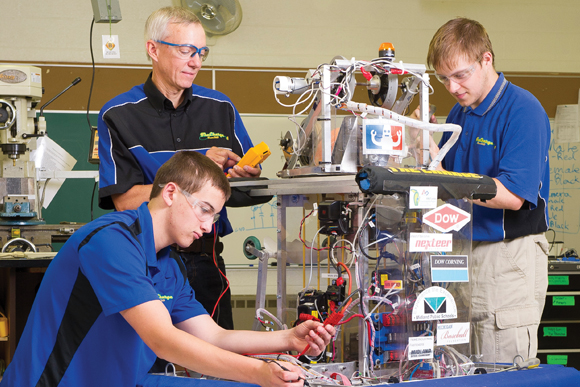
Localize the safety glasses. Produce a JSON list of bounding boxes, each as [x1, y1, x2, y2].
[[434, 61, 479, 85], [155, 40, 210, 62]]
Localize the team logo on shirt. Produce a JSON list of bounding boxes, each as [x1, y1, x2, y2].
[[158, 294, 173, 302], [476, 137, 494, 147], [200, 131, 229, 140]]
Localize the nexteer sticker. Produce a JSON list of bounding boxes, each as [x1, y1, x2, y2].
[[409, 232, 453, 252], [437, 323, 470, 345], [423, 204, 470, 233], [412, 286, 458, 321]]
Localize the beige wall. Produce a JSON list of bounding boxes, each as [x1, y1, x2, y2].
[[2, 0, 579, 73], [2, 0, 579, 287]]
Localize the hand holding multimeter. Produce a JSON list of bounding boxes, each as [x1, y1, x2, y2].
[[227, 142, 271, 178]]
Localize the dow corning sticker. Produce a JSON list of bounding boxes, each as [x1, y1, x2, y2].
[[412, 286, 458, 321]]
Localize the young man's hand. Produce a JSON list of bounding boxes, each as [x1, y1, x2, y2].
[[257, 360, 306, 387], [290, 320, 335, 356]]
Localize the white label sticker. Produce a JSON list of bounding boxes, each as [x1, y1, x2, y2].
[[412, 286, 458, 321], [409, 232, 453, 252], [408, 336, 434, 360], [409, 186, 438, 209], [30, 72, 41, 84], [437, 323, 470, 345], [102, 35, 121, 59], [321, 273, 342, 279]]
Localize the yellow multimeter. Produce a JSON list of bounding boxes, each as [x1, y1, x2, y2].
[[228, 142, 271, 176]]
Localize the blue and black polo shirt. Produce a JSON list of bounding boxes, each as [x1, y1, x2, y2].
[[97, 74, 254, 236], [0, 203, 206, 387]]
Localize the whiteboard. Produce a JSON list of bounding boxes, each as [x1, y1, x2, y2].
[[223, 115, 295, 265], [548, 118, 580, 251]]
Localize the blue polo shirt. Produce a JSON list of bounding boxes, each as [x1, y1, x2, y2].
[[0, 203, 207, 387], [439, 73, 550, 241]]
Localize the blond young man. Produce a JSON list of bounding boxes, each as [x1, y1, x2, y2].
[[427, 18, 550, 363]]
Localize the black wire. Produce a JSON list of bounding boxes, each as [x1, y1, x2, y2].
[[213, 223, 226, 323], [546, 228, 556, 243], [87, 17, 96, 132], [88, 17, 98, 222], [90, 180, 98, 221], [357, 216, 380, 260], [546, 228, 556, 255], [259, 359, 306, 383], [341, 287, 361, 312]]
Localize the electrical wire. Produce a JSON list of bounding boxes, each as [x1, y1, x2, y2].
[[330, 238, 355, 268], [273, 57, 434, 161], [87, 17, 96, 132], [305, 226, 324, 291], [87, 16, 99, 221], [210, 224, 230, 321], [90, 179, 98, 221], [255, 308, 286, 331]]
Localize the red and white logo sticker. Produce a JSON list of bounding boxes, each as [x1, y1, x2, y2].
[[423, 204, 470, 233]]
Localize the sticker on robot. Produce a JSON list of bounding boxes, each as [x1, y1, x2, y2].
[[422, 204, 471, 233], [409, 233, 453, 252], [380, 275, 402, 290], [430, 255, 469, 282], [102, 35, 121, 59], [437, 323, 470, 346], [362, 119, 404, 156], [321, 273, 345, 280], [412, 286, 458, 321], [408, 336, 434, 360], [409, 186, 438, 209]]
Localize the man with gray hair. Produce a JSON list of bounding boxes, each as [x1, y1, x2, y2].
[[98, 6, 261, 332]]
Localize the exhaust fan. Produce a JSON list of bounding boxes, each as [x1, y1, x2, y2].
[[182, 0, 243, 36]]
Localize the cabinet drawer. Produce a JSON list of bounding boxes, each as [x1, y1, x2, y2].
[[547, 273, 580, 292], [542, 294, 580, 321], [537, 351, 580, 370], [538, 322, 580, 349]]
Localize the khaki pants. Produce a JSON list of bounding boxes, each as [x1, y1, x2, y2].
[[471, 233, 549, 363]]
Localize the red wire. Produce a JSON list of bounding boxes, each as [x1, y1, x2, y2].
[[337, 313, 364, 325], [336, 261, 353, 309], [210, 224, 230, 319], [296, 345, 310, 358], [295, 264, 355, 358], [295, 313, 365, 358]]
